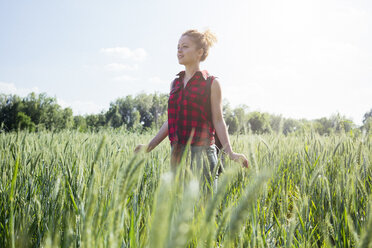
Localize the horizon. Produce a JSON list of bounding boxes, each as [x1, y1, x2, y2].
[[0, 89, 366, 127], [1, 0, 371, 125]]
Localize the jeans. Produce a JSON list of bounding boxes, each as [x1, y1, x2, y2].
[[171, 144, 219, 187]]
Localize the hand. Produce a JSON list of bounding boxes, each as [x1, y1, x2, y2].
[[134, 144, 147, 153], [229, 152, 249, 168]]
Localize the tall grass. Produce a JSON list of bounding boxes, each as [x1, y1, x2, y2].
[[0, 129, 371, 247]]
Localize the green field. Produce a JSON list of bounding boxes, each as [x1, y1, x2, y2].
[[1, 130, 371, 247]]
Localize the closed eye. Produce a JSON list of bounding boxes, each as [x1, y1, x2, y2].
[[177, 45, 188, 49]]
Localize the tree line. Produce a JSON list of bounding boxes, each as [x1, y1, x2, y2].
[[1, 92, 372, 135]]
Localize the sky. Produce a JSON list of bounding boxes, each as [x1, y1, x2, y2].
[[0, 0, 371, 125]]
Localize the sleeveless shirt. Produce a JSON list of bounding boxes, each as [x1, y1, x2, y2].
[[168, 70, 216, 146]]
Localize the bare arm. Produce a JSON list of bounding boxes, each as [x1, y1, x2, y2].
[[211, 79, 249, 167], [135, 120, 168, 153], [147, 120, 168, 152], [135, 81, 171, 153]]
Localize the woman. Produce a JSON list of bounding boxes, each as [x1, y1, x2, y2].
[[135, 29, 248, 179]]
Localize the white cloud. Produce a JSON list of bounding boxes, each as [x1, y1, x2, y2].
[[147, 76, 170, 92], [57, 98, 106, 115], [104, 63, 139, 72], [221, 58, 371, 126], [148, 76, 169, 85], [0, 82, 17, 94], [100, 47, 147, 61], [113, 75, 139, 82], [0, 81, 39, 96]]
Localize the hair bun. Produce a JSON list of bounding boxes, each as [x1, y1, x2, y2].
[[182, 29, 218, 61], [203, 29, 218, 48]]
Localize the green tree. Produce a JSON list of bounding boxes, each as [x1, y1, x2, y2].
[[362, 109, 372, 134], [270, 114, 283, 134], [106, 105, 123, 128], [16, 112, 35, 132], [106, 93, 168, 131], [22, 92, 42, 125], [38, 94, 62, 130], [73, 115, 87, 132], [135, 93, 154, 128], [86, 113, 106, 131], [313, 117, 333, 135], [59, 108, 74, 130], [363, 117, 372, 134], [329, 113, 353, 133], [132, 110, 142, 132], [363, 108, 372, 123], [247, 112, 271, 134], [222, 100, 238, 134], [22, 92, 73, 131], [226, 115, 239, 134], [282, 118, 301, 135], [0, 94, 23, 131], [106, 96, 137, 129], [233, 105, 249, 134], [150, 93, 168, 129]]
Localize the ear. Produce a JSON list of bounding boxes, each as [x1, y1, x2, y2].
[[197, 48, 204, 59]]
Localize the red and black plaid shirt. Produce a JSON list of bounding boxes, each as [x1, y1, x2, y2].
[[168, 70, 215, 146]]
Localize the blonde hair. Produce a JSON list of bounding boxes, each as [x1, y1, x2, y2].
[[182, 29, 217, 61]]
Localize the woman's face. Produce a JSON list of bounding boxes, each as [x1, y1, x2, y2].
[[177, 35, 203, 66]]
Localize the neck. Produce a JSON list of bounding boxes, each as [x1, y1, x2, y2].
[[184, 63, 200, 79]]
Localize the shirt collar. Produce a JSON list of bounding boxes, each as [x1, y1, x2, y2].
[[176, 70, 209, 80]]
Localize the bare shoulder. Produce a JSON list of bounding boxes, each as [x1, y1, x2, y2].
[[211, 78, 221, 92], [212, 77, 220, 86], [211, 78, 222, 99]]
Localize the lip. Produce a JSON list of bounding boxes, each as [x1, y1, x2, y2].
[[178, 55, 183, 59]]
